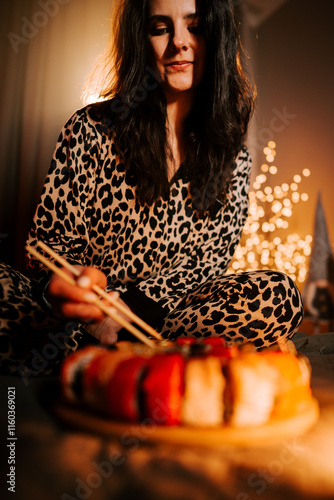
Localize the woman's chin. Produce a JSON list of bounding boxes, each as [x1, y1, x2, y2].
[[162, 81, 198, 98]]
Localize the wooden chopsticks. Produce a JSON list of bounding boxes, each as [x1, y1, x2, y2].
[[25, 241, 163, 348]]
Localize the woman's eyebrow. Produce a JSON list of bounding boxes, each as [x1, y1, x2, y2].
[[184, 12, 201, 20], [148, 12, 201, 23], [148, 14, 170, 23]]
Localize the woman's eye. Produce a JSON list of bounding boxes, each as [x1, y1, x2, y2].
[[150, 26, 168, 37], [188, 25, 203, 35]]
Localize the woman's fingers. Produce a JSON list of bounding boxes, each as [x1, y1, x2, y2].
[[46, 266, 109, 322], [76, 266, 108, 290], [83, 295, 131, 343], [48, 266, 106, 301], [61, 302, 105, 323], [46, 262, 126, 328]]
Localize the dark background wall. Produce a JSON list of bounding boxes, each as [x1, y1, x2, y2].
[[247, 0, 334, 242], [0, 0, 112, 270]]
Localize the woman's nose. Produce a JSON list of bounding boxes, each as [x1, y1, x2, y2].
[[170, 25, 189, 51]]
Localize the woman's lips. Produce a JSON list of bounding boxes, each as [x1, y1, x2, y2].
[[166, 61, 193, 70]]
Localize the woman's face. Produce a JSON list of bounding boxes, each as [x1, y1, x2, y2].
[[147, 0, 206, 99]]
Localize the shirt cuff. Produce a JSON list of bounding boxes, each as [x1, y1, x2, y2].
[[120, 287, 168, 328]]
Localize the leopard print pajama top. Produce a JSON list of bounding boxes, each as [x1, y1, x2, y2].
[[26, 101, 251, 323], [24, 101, 303, 350]]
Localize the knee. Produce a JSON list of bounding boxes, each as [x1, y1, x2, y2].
[[267, 270, 302, 301], [264, 270, 304, 326]]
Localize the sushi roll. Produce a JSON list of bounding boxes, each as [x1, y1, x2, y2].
[[225, 352, 278, 427], [181, 356, 225, 427], [261, 351, 312, 418], [106, 355, 150, 421], [142, 353, 185, 426], [59, 339, 314, 430], [82, 349, 134, 412], [202, 337, 238, 359], [60, 346, 106, 403]]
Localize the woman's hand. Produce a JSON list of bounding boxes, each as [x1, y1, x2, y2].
[[45, 266, 131, 344], [46, 266, 107, 323]]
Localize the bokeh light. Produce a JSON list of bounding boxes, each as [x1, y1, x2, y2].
[[227, 142, 312, 286]]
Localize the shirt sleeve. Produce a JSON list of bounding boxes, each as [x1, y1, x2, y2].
[[26, 107, 102, 283]]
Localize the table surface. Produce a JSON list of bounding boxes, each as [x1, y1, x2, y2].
[[1, 333, 334, 500]]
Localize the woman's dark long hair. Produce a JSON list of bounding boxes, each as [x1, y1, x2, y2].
[[89, 0, 255, 216]]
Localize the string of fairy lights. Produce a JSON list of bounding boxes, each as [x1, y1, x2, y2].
[[228, 141, 312, 286]]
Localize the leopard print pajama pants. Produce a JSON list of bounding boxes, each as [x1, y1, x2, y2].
[[0, 262, 303, 377]]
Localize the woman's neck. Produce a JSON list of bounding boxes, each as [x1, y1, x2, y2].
[[165, 91, 194, 180], [165, 91, 194, 136]]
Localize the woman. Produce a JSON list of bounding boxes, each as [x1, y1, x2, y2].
[[0, 0, 303, 375]]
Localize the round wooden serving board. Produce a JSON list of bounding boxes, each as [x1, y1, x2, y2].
[[54, 398, 319, 448]]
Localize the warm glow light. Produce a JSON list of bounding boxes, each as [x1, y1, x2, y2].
[[227, 141, 312, 287], [257, 175, 267, 184], [281, 208, 292, 217], [272, 201, 282, 213], [247, 252, 256, 263], [250, 222, 260, 232]]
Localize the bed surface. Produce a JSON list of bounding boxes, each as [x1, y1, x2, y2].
[[1, 332, 334, 500]]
